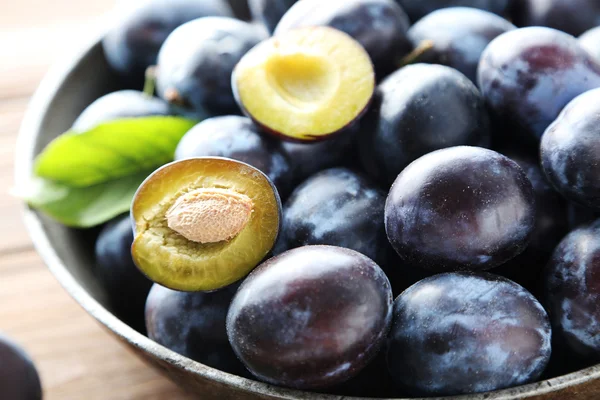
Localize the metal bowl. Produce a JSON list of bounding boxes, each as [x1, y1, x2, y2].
[[15, 34, 600, 400]]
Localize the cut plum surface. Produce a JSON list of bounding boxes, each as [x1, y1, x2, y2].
[[131, 157, 281, 291], [233, 26, 375, 142]]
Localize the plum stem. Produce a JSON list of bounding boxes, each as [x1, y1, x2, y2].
[[143, 66, 157, 97], [399, 40, 435, 68]]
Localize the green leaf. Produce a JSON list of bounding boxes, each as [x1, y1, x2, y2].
[[34, 116, 196, 187], [21, 170, 152, 228]]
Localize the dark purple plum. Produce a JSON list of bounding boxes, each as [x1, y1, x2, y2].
[[512, 0, 600, 37], [174, 116, 293, 197], [95, 215, 152, 331], [274, 0, 412, 75], [541, 88, 600, 211], [249, 0, 297, 33], [274, 168, 402, 286], [493, 154, 568, 291], [385, 146, 536, 271], [396, 0, 512, 22], [567, 202, 600, 230], [360, 64, 491, 187], [580, 27, 600, 62], [102, 0, 232, 84], [226, 245, 393, 389], [226, 0, 252, 20], [280, 127, 357, 185], [387, 272, 552, 396], [72, 90, 171, 132], [407, 7, 515, 83], [156, 17, 267, 117], [545, 220, 600, 360], [145, 284, 247, 375], [478, 27, 600, 141], [0, 334, 42, 400]]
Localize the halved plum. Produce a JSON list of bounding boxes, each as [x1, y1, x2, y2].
[[232, 26, 375, 142], [131, 157, 281, 291]]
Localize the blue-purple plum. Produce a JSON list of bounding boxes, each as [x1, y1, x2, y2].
[[396, 0, 512, 22], [102, 0, 232, 84], [0, 334, 42, 400], [145, 284, 247, 375], [478, 27, 600, 141], [387, 272, 552, 396], [512, 0, 600, 37], [275, 0, 412, 75], [249, 0, 296, 33], [156, 17, 267, 117], [359, 64, 491, 186], [174, 116, 293, 197], [385, 146, 536, 271], [73, 90, 171, 132], [541, 88, 600, 211], [580, 27, 600, 62], [407, 7, 515, 83], [545, 220, 600, 360], [226, 246, 393, 389]]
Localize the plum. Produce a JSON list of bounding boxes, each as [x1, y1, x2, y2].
[[541, 88, 600, 211], [0, 334, 42, 400], [512, 0, 600, 37], [545, 220, 600, 360], [145, 284, 246, 375], [396, 0, 512, 22], [175, 116, 293, 197], [274, 0, 412, 76], [385, 146, 536, 271], [157, 17, 267, 117], [95, 215, 153, 331], [102, 0, 232, 84], [407, 7, 515, 83], [478, 27, 600, 141], [72, 90, 171, 132], [227, 246, 393, 389], [580, 27, 600, 62], [387, 272, 552, 396], [131, 158, 281, 291], [249, 0, 297, 33], [359, 64, 491, 186]]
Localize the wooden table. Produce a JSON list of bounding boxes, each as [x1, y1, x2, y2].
[[0, 2, 195, 399]]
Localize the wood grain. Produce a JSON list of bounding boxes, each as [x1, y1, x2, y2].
[[0, 1, 196, 399]]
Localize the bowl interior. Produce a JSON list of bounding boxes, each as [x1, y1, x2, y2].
[[15, 36, 600, 400]]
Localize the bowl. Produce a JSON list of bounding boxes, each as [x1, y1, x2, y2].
[[15, 33, 600, 400]]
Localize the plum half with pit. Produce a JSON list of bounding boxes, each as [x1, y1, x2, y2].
[[385, 146, 536, 271], [156, 17, 267, 117], [387, 272, 552, 396], [95, 215, 153, 331], [478, 27, 600, 141], [102, 0, 233, 84], [227, 245, 393, 389], [359, 64, 491, 187], [232, 26, 375, 142], [541, 88, 600, 211], [0, 334, 42, 400], [274, 0, 412, 76], [131, 157, 281, 292], [407, 7, 515, 83], [72, 90, 171, 132], [175, 116, 293, 197], [545, 220, 600, 360], [145, 283, 246, 375]]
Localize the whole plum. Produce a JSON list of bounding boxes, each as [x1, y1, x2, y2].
[[385, 146, 536, 272], [227, 246, 393, 389], [545, 220, 600, 360], [478, 27, 600, 141], [396, 0, 512, 22], [0, 334, 42, 400], [512, 0, 600, 37], [387, 272, 552, 396]]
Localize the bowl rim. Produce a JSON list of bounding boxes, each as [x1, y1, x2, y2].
[[14, 31, 600, 400]]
